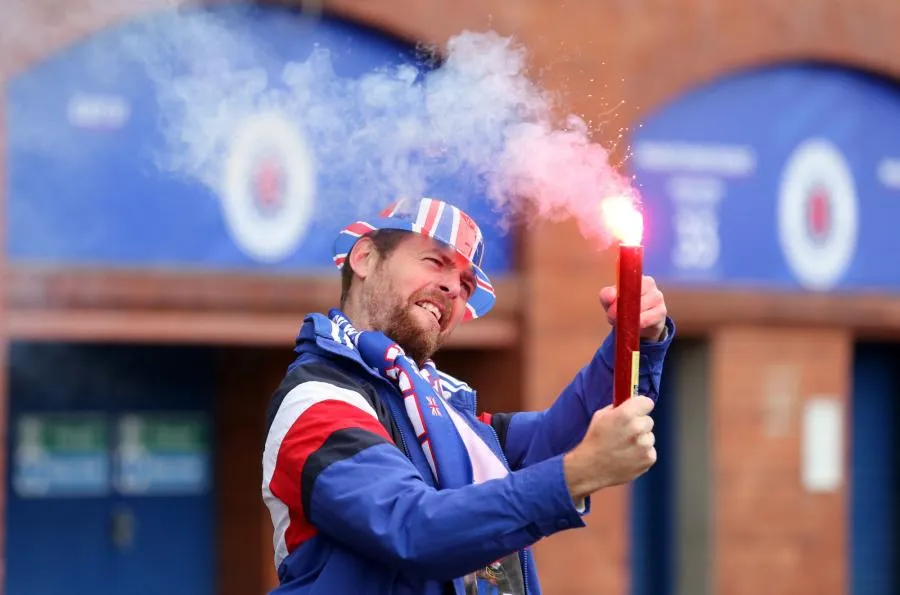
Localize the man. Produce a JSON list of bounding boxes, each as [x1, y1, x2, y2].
[[262, 197, 674, 595]]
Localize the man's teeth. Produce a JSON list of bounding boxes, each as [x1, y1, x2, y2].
[[417, 302, 442, 322]]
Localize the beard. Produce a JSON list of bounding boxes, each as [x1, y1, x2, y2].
[[361, 274, 449, 366]]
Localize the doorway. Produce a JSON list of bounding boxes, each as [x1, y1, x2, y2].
[[851, 342, 900, 595], [631, 337, 711, 595], [5, 342, 216, 595]]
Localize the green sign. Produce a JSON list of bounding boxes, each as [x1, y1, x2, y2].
[[13, 413, 110, 497], [114, 413, 210, 495]]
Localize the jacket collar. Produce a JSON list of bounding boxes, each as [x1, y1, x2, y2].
[[293, 312, 478, 413]]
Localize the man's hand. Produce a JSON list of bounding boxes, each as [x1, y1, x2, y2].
[[599, 275, 667, 341], [562, 396, 657, 501]]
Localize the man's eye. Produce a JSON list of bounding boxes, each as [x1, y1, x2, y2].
[[425, 257, 442, 265]]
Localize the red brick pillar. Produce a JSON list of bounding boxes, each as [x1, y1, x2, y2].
[[217, 347, 290, 595], [523, 219, 630, 595], [710, 327, 849, 595]]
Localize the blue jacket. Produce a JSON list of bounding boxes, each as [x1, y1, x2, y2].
[[262, 314, 675, 595]]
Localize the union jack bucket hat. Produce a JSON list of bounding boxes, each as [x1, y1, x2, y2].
[[333, 197, 496, 320]]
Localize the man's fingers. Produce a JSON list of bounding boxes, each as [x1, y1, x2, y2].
[[635, 431, 656, 448], [640, 306, 667, 329], [629, 415, 655, 435], [622, 395, 655, 416], [599, 286, 617, 310], [595, 403, 614, 416], [606, 302, 617, 324], [640, 275, 657, 296], [640, 289, 665, 312], [591, 404, 614, 425], [607, 279, 667, 331]]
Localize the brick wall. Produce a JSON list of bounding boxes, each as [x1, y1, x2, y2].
[[217, 347, 292, 595], [710, 328, 850, 595]]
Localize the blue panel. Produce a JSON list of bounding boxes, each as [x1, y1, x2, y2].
[[851, 344, 898, 595], [5, 344, 215, 595], [5, 495, 113, 594], [113, 494, 214, 595], [7, 5, 511, 275], [630, 64, 900, 292]]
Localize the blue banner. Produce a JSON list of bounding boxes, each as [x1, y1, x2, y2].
[[7, 5, 512, 274], [630, 64, 900, 292]]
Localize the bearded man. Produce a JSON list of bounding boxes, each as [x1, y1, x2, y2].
[[262, 197, 675, 595]]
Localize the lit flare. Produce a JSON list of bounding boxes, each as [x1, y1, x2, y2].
[[600, 195, 643, 246]]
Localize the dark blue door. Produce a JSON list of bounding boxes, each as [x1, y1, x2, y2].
[[630, 338, 711, 595], [6, 463, 113, 593], [851, 343, 899, 595], [6, 343, 215, 595], [630, 343, 677, 595]]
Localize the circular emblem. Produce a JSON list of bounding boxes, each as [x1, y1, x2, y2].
[[222, 111, 316, 262], [777, 139, 858, 290]]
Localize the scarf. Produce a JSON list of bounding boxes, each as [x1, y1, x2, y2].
[[328, 309, 473, 489]]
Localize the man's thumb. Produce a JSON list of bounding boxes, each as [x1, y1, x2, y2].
[[592, 403, 615, 421]]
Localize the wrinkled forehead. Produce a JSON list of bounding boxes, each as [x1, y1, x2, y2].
[[403, 234, 475, 273]]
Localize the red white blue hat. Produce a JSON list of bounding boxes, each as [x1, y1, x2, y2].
[[333, 198, 496, 320]]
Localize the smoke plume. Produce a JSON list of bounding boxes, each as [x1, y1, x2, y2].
[[5, 2, 637, 245]]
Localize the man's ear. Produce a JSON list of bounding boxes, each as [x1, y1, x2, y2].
[[347, 236, 379, 280]]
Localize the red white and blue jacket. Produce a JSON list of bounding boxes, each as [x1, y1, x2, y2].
[[262, 313, 675, 595]]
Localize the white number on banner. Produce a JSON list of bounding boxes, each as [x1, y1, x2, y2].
[[671, 207, 720, 271]]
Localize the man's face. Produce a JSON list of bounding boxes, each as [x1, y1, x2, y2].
[[360, 233, 477, 365]]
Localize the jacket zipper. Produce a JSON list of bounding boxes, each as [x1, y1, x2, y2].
[[472, 392, 530, 595], [346, 359, 412, 461], [331, 340, 529, 592], [369, 367, 530, 595], [381, 386, 412, 460]]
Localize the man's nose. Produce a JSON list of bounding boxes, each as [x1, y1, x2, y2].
[[438, 273, 461, 298]]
